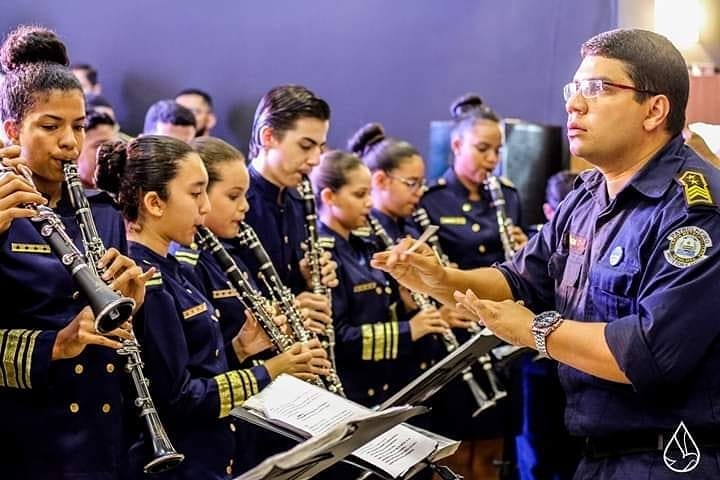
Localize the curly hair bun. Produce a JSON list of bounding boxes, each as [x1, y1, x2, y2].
[[0, 25, 69, 74]]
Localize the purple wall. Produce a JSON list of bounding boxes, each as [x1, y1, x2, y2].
[[2, 0, 616, 157]]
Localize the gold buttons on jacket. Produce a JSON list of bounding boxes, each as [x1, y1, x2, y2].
[[74, 364, 84, 375], [215, 349, 220, 357], [375, 287, 383, 295], [384, 287, 392, 295], [478, 245, 487, 253], [367, 388, 375, 397], [284, 235, 289, 244], [101, 403, 112, 414], [69, 403, 80, 414], [420, 362, 428, 370], [383, 384, 389, 391], [106, 363, 115, 373], [230, 423, 237, 432], [462, 203, 472, 212], [472, 224, 481, 232], [226, 466, 233, 475]]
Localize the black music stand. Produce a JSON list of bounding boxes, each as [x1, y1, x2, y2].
[[379, 330, 503, 409], [234, 405, 428, 480]]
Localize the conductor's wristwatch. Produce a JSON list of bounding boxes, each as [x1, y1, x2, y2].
[[531, 311, 564, 358]]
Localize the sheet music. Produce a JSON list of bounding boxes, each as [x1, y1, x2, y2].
[[243, 375, 438, 478]]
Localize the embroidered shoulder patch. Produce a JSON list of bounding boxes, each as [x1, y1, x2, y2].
[[664, 226, 712, 268], [678, 171, 714, 207]]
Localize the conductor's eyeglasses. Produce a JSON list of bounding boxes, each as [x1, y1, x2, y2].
[[563, 79, 659, 102]]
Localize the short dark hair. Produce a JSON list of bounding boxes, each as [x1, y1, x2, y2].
[[190, 136, 245, 188], [348, 122, 419, 173], [70, 63, 98, 86], [449, 93, 501, 139], [249, 85, 330, 159], [85, 93, 112, 110], [143, 99, 196, 133], [545, 170, 578, 210], [581, 28, 688, 136], [85, 109, 116, 132], [176, 88, 213, 109], [96, 135, 195, 222], [0, 25, 82, 123]]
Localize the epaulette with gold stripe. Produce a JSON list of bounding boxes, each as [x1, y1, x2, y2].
[[175, 249, 200, 266], [215, 369, 260, 417], [678, 170, 715, 208], [145, 271, 163, 287], [0, 329, 42, 389], [318, 235, 335, 250], [361, 321, 400, 362]]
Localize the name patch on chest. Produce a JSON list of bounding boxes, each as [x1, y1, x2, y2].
[[182, 303, 208, 319], [664, 226, 712, 268], [10, 243, 51, 254], [440, 216, 467, 225], [353, 282, 377, 293], [568, 233, 587, 255]]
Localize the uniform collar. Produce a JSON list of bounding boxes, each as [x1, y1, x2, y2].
[[442, 167, 488, 200], [581, 135, 686, 201], [249, 164, 286, 204], [370, 207, 405, 232], [128, 240, 179, 276]]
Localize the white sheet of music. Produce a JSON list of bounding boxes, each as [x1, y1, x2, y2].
[[244, 374, 437, 478]]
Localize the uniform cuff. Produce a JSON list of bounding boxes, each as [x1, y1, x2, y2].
[[604, 316, 662, 393]]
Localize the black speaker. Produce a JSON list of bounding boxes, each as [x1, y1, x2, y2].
[[500, 119, 567, 226]]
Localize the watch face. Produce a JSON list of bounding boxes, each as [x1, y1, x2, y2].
[[535, 311, 560, 329]]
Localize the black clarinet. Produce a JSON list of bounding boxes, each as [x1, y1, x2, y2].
[[296, 177, 339, 356], [63, 162, 184, 473], [194, 225, 294, 352], [236, 222, 337, 392], [0, 164, 135, 334]]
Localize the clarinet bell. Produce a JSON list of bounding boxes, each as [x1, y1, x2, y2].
[[90, 284, 136, 334]]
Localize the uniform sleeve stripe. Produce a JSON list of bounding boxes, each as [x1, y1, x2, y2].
[[372, 323, 384, 361], [23, 330, 41, 389], [383, 322, 392, 360], [361, 325, 373, 361], [0, 330, 8, 387], [227, 370, 247, 409], [215, 373, 232, 418], [2, 330, 21, 388], [14, 330, 32, 389], [390, 322, 399, 359]]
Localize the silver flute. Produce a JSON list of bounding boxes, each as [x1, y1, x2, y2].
[[63, 162, 184, 473]]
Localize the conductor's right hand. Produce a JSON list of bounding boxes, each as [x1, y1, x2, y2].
[[371, 237, 447, 296], [264, 338, 331, 381], [52, 306, 133, 360]]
